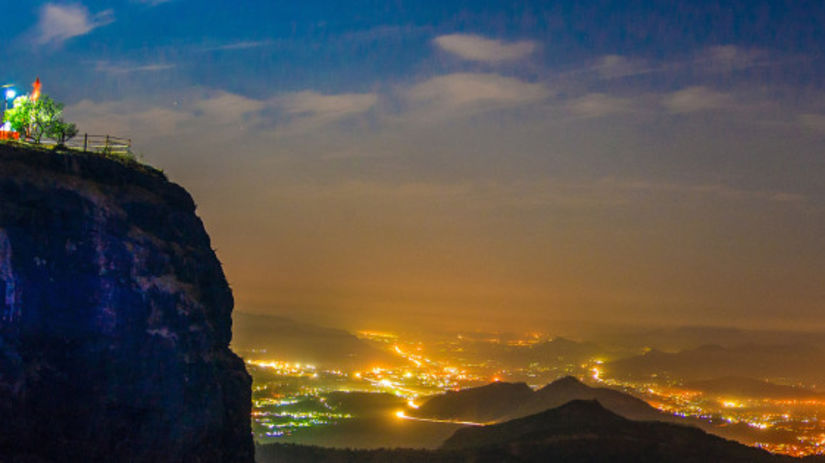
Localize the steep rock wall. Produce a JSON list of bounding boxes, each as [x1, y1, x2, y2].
[[0, 145, 253, 462]]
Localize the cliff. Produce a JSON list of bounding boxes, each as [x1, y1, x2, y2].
[[0, 145, 254, 462]]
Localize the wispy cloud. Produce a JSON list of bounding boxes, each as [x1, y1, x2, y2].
[[269, 91, 378, 135], [434, 34, 536, 63], [33, 3, 113, 46], [65, 100, 190, 137], [94, 61, 176, 74], [202, 40, 275, 52], [279, 91, 377, 120], [694, 45, 768, 73], [405, 73, 549, 111], [799, 113, 825, 133], [602, 179, 806, 204], [590, 55, 653, 79], [340, 25, 431, 42], [132, 0, 173, 5], [194, 92, 266, 125], [663, 86, 732, 113], [567, 93, 632, 118]]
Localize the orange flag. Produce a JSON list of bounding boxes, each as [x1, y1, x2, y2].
[[32, 78, 41, 101]]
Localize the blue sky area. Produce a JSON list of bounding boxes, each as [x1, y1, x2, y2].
[[2, 1, 825, 331]]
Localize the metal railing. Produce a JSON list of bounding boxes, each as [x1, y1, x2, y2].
[[65, 134, 132, 156], [0, 133, 134, 158]]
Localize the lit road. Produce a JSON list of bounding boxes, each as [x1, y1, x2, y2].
[[395, 410, 486, 427]]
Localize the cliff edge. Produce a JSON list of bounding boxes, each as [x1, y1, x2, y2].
[[0, 145, 254, 462]]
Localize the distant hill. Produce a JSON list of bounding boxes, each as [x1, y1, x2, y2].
[[509, 375, 663, 421], [414, 382, 535, 423], [605, 344, 825, 385], [412, 376, 662, 424], [684, 377, 823, 399], [441, 400, 799, 462], [411, 375, 798, 447], [258, 400, 818, 463], [231, 312, 401, 369], [601, 326, 825, 352]]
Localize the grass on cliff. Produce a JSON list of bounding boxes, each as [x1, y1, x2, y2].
[[0, 139, 162, 176]]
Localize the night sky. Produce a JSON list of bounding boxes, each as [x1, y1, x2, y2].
[[2, 1, 824, 332]]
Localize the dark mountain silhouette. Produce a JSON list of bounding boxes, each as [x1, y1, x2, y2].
[[509, 375, 662, 421], [443, 399, 626, 449], [606, 344, 825, 384], [441, 400, 801, 462], [411, 375, 797, 448], [684, 377, 822, 399], [232, 312, 401, 369], [412, 376, 661, 424], [414, 381, 535, 423], [257, 400, 822, 463]]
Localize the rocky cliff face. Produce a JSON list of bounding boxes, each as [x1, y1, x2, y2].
[[0, 145, 254, 462]]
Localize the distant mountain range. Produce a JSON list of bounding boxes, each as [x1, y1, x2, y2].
[[441, 400, 794, 462], [601, 326, 825, 352], [412, 376, 663, 423], [410, 375, 797, 447], [412, 381, 535, 423], [231, 313, 401, 369], [605, 343, 825, 385], [684, 376, 822, 399], [258, 400, 821, 463]]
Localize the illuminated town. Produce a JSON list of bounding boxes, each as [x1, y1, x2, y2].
[[241, 330, 825, 457]]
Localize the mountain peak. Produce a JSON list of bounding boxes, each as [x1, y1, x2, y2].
[[442, 399, 627, 450], [537, 375, 589, 394]]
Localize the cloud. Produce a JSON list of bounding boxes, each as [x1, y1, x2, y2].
[[278, 91, 377, 121], [132, 0, 173, 5], [799, 113, 825, 133], [567, 93, 631, 118], [663, 86, 732, 113], [33, 3, 113, 46], [65, 100, 190, 137], [603, 179, 806, 204], [193, 92, 266, 125], [64, 91, 274, 149], [591, 55, 652, 79], [695, 45, 766, 73], [202, 40, 275, 52], [405, 73, 549, 111], [434, 34, 536, 63], [94, 61, 176, 74], [268, 91, 378, 134]]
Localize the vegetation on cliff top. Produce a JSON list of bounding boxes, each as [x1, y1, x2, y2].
[[2, 79, 142, 168]]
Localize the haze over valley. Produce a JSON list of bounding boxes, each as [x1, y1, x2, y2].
[[234, 313, 825, 457]]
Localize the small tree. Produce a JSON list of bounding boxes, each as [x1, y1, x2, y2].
[[49, 120, 79, 146], [4, 96, 33, 136], [3, 95, 78, 144]]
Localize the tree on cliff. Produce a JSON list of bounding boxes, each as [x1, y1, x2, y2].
[[3, 95, 78, 145]]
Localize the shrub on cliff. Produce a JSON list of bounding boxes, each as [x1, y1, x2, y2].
[[4, 95, 78, 144]]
